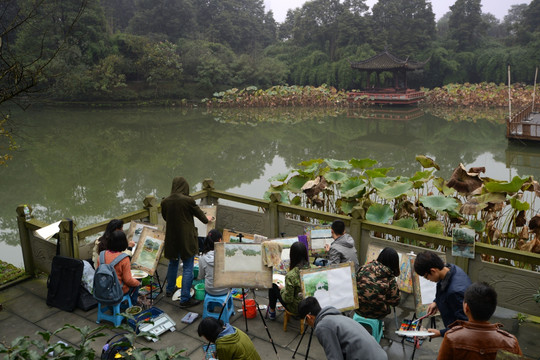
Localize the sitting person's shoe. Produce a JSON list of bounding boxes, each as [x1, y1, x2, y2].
[[266, 309, 276, 320], [165, 290, 174, 297], [179, 298, 201, 308]]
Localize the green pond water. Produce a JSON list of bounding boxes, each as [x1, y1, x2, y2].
[[1, 105, 539, 267]]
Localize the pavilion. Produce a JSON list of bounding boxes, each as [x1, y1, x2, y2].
[[349, 50, 429, 105]]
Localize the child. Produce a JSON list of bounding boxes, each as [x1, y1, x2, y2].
[[267, 241, 310, 319], [198, 229, 229, 296], [356, 247, 401, 319], [197, 317, 261, 360], [97, 230, 141, 305]]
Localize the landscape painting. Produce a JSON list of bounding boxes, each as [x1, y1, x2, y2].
[[131, 228, 165, 276]]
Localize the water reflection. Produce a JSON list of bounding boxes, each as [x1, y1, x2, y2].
[[0, 106, 537, 265]]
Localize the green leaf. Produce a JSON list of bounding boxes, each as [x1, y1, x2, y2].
[[324, 159, 352, 170], [378, 181, 413, 200], [371, 176, 398, 190], [291, 195, 302, 206], [410, 170, 434, 182], [324, 171, 349, 184], [366, 203, 394, 224], [298, 158, 323, 167], [268, 171, 289, 182], [484, 175, 529, 193], [392, 217, 418, 229], [350, 158, 378, 169], [299, 162, 320, 175], [509, 197, 530, 211], [341, 178, 367, 198], [419, 195, 459, 212], [263, 190, 290, 204], [420, 220, 445, 235], [468, 220, 486, 232], [415, 155, 440, 170], [337, 199, 357, 215], [286, 175, 310, 193], [365, 167, 393, 179]]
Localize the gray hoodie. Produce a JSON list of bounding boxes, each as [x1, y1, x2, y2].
[[327, 233, 360, 272], [314, 306, 388, 360], [198, 250, 229, 296]]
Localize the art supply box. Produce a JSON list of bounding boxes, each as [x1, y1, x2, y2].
[[128, 307, 176, 342]]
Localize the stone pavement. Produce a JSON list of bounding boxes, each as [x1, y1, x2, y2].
[[1, 263, 539, 359]]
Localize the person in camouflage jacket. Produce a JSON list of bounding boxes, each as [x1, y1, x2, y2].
[[356, 247, 401, 319]]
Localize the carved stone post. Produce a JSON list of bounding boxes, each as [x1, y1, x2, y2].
[[269, 192, 281, 238], [143, 195, 159, 224], [58, 219, 78, 258], [200, 178, 219, 206], [16, 205, 35, 275], [350, 206, 365, 266]]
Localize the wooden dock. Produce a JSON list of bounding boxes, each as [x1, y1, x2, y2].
[[507, 103, 540, 141], [348, 89, 425, 105]]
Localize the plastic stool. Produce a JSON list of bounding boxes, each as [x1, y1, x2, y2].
[[353, 313, 383, 343], [96, 293, 132, 327], [283, 309, 304, 334], [202, 293, 235, 323]]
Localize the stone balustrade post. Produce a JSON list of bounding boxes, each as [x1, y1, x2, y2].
[[16, 205, 35, 275], [269, 192, 281, 238], [143, 195, 159, 225]]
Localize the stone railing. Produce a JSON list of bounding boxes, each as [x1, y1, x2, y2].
[[17, 179, 540, 316]]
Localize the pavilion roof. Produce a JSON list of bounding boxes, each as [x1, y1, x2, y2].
[[350, 50, 429, 71]]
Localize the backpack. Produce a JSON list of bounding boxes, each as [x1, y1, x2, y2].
[[93, 251, 128, 305], [101, 333, 133, 359]]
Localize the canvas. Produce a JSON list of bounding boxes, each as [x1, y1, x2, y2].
[[410, 253, 445, 318], [364, 243, 414, 293], [452, 227, 475, 259], [300, 262, 358, 312], [126, 221, 158, 253], [194, 205, 217, 237], [222, 228, 255, 243], [130, 228, 165, 276], [213, 242, 273, 288]]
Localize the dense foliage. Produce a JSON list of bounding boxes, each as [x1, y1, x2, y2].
[[1, 0, 540, 103]]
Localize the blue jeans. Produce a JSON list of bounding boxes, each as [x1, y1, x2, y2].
[[166, 256, 195, 303]]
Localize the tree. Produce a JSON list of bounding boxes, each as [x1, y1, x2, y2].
[[448, 0, 485, 51], [0, 0, 87, 164], [138, 41, 183, 95], [371, 0, 436, 57]]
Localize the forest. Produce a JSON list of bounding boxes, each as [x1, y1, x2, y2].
[[1, 0, 540, 102]]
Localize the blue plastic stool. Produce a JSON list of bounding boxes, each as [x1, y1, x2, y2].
[[353, 313, 383, 343], [96, 293, 132, 327], [202, 293, 235, 323]]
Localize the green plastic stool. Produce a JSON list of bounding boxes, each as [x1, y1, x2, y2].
[[353, 313, 383, 343]]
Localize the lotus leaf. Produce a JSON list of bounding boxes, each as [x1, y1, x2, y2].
[[350, 158, 378, 169], [324, 171, 349, 184], [420, 195, 459, 212], [415, 155, 441, 170], [371, 176, 398, 190], [337, 199, 357, 215], [299, 162, 321, 175], [263, 190, 290, 204], [378, 181, 413, 200], [324, 159, 352, 170], [410, 170, 434, 182], [365, 168, 393, 179], [341, 178, 367, 198], [291, 195, 302, 206], [366, 204, 394, 224], [392, 217, 418, 229], [484, 175, 529, 193], [509, 197, 530, 211], [420, 221, 445, 235], [269, 171, 290, 182], [433, 177, 455, 196], [468, 220, 486, 232], [299, 158, 323, 167], [287, 175, 310, 193]]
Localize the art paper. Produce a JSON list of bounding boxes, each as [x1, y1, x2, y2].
[[131, 228, 165, 276], [452, 227, 475, 259], [126, 221, 158, 253], [300, 263, 358, 312], [364, 244, 414, 293], [309, 228, 333, 251], [195, 205, 216, 237]]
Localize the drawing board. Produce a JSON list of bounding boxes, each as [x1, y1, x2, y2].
[[410, 253, 445, 318], [131, 228, 165, 276], [268, 236, 300, 274], [126, 221, 158, 253], [364, 243, 414, 293], [213, 242, 273, 288], [309, 228, 333, 252], [300, 262, 358, 312], [194, 205, 217, 237]]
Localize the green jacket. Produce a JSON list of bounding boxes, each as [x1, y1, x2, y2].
[[216, 326, 261, 360], [355, 260, 400, 319], [281, 265, 310, 316], [161, 177, 207, 260]]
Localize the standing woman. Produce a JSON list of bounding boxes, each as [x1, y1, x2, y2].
[[198, 229, 229, 296], [267, 241, 310, 319], [355, 247, 401, 319]]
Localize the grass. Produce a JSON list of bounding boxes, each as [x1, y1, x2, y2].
[[0, 260, 25, 286]]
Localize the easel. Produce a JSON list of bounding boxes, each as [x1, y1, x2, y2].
[[234, 234, 280, 360], [292, 325, 314, 360]]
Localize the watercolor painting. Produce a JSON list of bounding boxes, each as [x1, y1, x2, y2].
[[223, 243, 264, 272], [452, 227, 475, 259], [131, 228, 165, 276]]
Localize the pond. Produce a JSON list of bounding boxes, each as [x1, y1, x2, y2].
[[1, 105, 539, 267]]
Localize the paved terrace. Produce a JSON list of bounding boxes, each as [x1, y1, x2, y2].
[[1, 263, 539, 360]]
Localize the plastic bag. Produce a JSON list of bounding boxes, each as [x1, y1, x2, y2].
[[81, 260, 95, 293]]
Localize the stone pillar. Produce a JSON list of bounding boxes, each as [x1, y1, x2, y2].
[[143, 195, 159, 224], [16, 205, 35, 275], [269, 192, 281, 238], [200, 178, 219, 206], [350, 206, 365, 266], [58, 219, 77, 258]]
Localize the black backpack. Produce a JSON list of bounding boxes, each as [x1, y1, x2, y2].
[[93, 251, 128, 305], [101, 333, 132, 359]]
